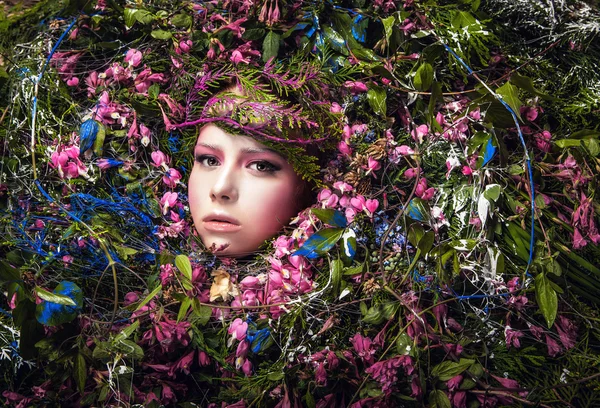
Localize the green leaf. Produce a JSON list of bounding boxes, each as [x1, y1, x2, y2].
[[535, 273, 558, 328], [74, 353, 87, 394], [311, 208, 347, 228], [432, 358, 475, 381], [417, 231, 435, 255], [483, 184, 501, 202], [148, 83, 160, 100], [344, 263, 364, 275], [243, 28, 266, 41], [151, 29, 172, 40], [114, 320, 140, 342], [362, 305, 384, 325], [367, 85, 387, 117], [135, 9, 155, 25], [571, 129, 600, 139], [175, 255, 193, 282], [323, 26, 348, 55], [583, 138, 600, 157], [35, 287, 76, 306], [414, 62, 434, 91], [331, 259, 343, 296], [510, 73, 554, 100], [262, 31, 280, 63], [171, 13, 192, 28], [430, 390, 451, 408], [555, 139, 581, 148], [92, 122, 106, 156], [293, 228, 345, 259], [382, 16, 395, 43], [124, 8, 138, 29], [0, 260, 20, 283], [134, 285, 161, 312], [193, 301, 212, 326], [177, 297, 192, 322], [267, 371, 284, 381], [496, 82, 522, 121]]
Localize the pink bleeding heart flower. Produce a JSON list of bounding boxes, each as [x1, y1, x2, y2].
[[160, 192, 178, 215], [227, 318, 248, 346], [66, 77, 79, 87], [330, 102, 342, 113], [344, 81, 368, 94], [363, 157, 381, 178], [151, 151, 169, 168], [337, 141, 352, 157], [124, 48, 142, 67], [162, 168, 182, 188], [411, 124, 429, 144], [333, 181, 353, 194], [350, 195, 366, 211], [364, 199, 379, 217]]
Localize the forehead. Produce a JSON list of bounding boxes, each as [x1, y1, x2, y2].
[[195, 124, 281, 155]]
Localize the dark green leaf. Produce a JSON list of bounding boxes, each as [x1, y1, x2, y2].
[[496, 82, 522, 120], [114, 320, 140, 343], [418, 231, 435, 255], [35, 286, 76, 306], [323, 26, 348, 55], [243, 28, 266, 41], [331, 259, 343, 296], [75, 353, 86, 393], [124, 8, 137, 28], [151, 29, 172, 40], [171, 13, 192, 28], [414, 62, 434, 91], [262, 31, 280, 63], [571, 129, 600, 139], [430, 390, 451, 408], [555, 139, 581, 148], [367, 85, 387, 117], [432, 358, 475, 381], [510, 73, 554, 100], [535, 273, 558, 328], [135, 9, 155, 25], [311, 208, 347, 228], [0, 260, 20, 282], [134, 285, 161, 312]]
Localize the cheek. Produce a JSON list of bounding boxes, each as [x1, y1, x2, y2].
[[242, 177, 300, 227], [188, 168, 206, 219]]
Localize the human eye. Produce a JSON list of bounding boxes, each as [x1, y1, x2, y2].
[[195, 155, 220, 167], [249, 160, 280, 173]]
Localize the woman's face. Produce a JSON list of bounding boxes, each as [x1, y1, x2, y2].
[[188, 124, 304, 257]]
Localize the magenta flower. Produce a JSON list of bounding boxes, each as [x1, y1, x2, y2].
[[555, 315, 577, 350], [135, 68, 166, 94], [505, 326, 524, 349], [364, 355, 414, 394], [151, 150, 169, 168], [411, 124, 429, 143], [333, 181, 353, 194], [228, 318, 248, 345], [160, 192, 178, 215], [350, 333, 376, 365], [330, 102, 342, 113], [364, 199, 379, 217], [124, 48, 142, 67], [344, 81, 368, 94], [162, 168, 182, 188], [545, 334, 562, 357], [404, 167, 421, 179], [337, 140, 353, 157], [534, 130, 552, 152], [363, 157, 381, 178]]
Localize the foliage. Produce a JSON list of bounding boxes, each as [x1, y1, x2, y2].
[[1, 0, 600, 407]]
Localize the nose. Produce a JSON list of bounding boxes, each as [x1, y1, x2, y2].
[[210, 165, 239, 203]]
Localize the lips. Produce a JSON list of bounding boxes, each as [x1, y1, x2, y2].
[[202, 213, 242, 233], [203, 213, 240, 225]]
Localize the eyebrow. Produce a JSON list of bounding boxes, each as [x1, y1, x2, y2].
[[195, 142, 283, 157]]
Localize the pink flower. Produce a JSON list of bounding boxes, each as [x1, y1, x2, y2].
[[124, 48, 142, 67], [162, 168, 182, 188], [364, 199, 379, 217], [231, 50, 250, 64], [534, 130, 552, 152], [151, 151, 169, 168], [396, 145, 414, 156], [333, 181, 353, 194], [461, 165, 473, 176], [174, 350, 195, 375], [350, 195, 366, 211], [228, 318, 248, 345], [520, 106, 539, 122], [404, 167, 420, 179], [447, 375, 463, 392], [363, 157, 381, 178], [399, 18, 416, 35], [66, 77, 79, 86], [491, 375, 527, 397], [505, 326, 524, 349], [330, 102, 342, 113], [337, 141, 352, 157], [178, 40, 192, 53], [555, 315, 577, 350], [545, 334, 562, 357], [411, 124, 429, 143], [160, 192, 178, 215], [315, 362, 327, 385], [135, 68, 166, 94], [350, 333, 376, 365], [344, 81, 368, 94], [364, 356, 414, 394]]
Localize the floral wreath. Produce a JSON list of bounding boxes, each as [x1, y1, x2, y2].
[[1, 0, 600, 407]]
